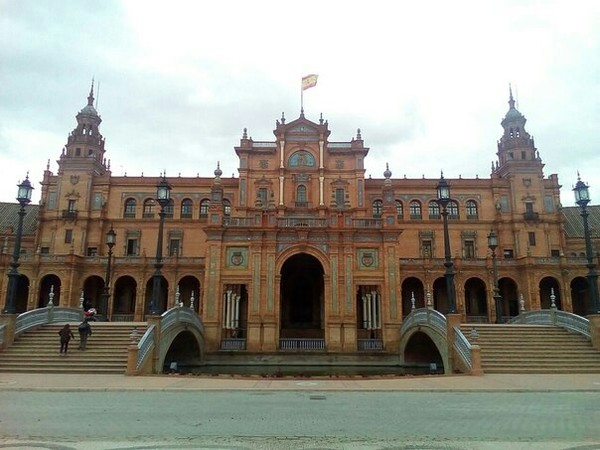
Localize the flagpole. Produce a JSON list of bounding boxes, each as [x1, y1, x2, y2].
[[300, 83, 304, 115]]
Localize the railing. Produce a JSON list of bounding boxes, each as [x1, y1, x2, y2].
[[14, 307, 82, 335], [453, 326, 473, 370], [277, 217, 328, 228], [112, 314, 135, 322], [220, 338, 246, 350], [352, 218, 382, 228], [223, 217, 256, 227], [465, 315, 489, 324], [161, 306, 204, 336], [523, 212, 540, 221], [357, 339, 383, 351], [279, 338, 325, 350], [507, 310, 591, 339], [400, 308, 447, 337], [62, 210, 78, 219], [136, 324, 155, 371]]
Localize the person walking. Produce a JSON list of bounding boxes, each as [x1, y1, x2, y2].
[[58, 324, 74, 355], [78, 320, 92, 350]]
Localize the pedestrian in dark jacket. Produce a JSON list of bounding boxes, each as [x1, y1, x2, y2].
[[78, 320, 92, 350], [58, 324, 74, 354]]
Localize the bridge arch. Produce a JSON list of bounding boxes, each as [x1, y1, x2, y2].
[[398, 324, 450, 374]]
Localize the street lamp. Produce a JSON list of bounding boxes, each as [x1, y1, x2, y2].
[[99, 226, 116, 320], [3, 175, 33, 314], [150, 175, 171, 315], [436, 173, 457, 313], [487, 230, 503, 323], [573, 174, 600, 314]]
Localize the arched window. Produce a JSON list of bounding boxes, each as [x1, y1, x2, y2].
[[372, 199, 383, 218], [200, 199, 210, 218], [296, 185, 307, 205], [466, 200, 478, 219], [124, 198, 136, 218], [395, 200, 403, 219], [448, 201, 459, 219], [288, 150, 315, 167], [143, 199, 155, 218], [223, 199, 231, 216], [428, 201, 440, 219], [181, 198, 193, 218], [409, 200, 422, 219]]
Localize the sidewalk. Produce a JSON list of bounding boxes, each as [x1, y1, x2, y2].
[[1, 372, 599, 392]]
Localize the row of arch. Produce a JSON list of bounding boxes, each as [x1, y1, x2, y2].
[[8, 272, 595, 320]]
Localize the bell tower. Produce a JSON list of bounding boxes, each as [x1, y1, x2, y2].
[[494, 86, 543, 178]]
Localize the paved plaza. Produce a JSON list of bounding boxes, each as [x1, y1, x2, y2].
[[0, 373, 599, 449]]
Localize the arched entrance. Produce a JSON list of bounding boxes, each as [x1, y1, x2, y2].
[[279, 253, 324, 340], [464, 277, 488, 322], [145, 276, 168, 315], [571, 276, 589, 316], [38, 274, 61, 308], [178, 275, 201, 313], [401, 277, 425, 317], [113, 276, 137, 321], [15, 274, 30, 313], [498, 277, 519, 316], [402, 331, 444, 374], [540, 276, 561, 309], [83, 275, 104, 314], [432, 277, 448, 313]]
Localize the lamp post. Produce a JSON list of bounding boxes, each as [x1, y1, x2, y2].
[[3, 175, 33, 314], [487, 230, 503, 323], [99, 226, 116, 320], [436, 174, 457, 313], [573, 175, 600, 314], [150, 175, 171, 315]]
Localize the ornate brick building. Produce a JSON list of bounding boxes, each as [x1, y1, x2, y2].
[[1, 84, 598, 354]]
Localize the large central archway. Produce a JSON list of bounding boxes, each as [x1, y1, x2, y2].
[[279, 253, 324, 339]]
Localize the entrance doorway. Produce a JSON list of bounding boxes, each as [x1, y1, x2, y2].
[[279, 253, 324, 339]]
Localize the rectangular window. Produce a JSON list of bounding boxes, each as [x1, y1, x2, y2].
[[40, 246, 50, 254], [86, 247, 97, 257], [67, 199, 77, 212], [258, 188, 268, 207], [503, 249, 514, 259], [528, 232, 536, 246], [169, 239, 180, 257], [464, 240, 475, 259], [126, 239, 138, 256], [422, 240, 432, 258], [335, 189, 345, 208], [93, 193, 103, 209], [64, 229, 73, 244], [551, 249, 560, 257], [525, 202, 534, 214]]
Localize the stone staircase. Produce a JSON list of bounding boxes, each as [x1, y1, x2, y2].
[[460, 324, 600, 374], [0, 322, 146, 374]]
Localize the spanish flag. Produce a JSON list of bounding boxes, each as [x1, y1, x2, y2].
[[302, 74, 318, 90]]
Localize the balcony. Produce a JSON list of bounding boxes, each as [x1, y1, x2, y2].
[[61, 209, 78, 219], [352, 218, 382, 228], [278, 217, 328, 228], [523, 211, 540, 221]]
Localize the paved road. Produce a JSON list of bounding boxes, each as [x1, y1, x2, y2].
[[1, 390, 599, 449]]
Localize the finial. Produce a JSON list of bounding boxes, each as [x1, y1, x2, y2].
[[356, 128, 362, 140], [319, 113, 323, 125], [281, 112, 285, 124], [383, 162, 392, 179], [300, 107, 304, 118], [46, 159, 50, 171], [242, 128, 247, 139], [508, 83, 515, 109], [440, 170, 444, 179], [88, 78, 95, 106], [214, 161, 222, 179]]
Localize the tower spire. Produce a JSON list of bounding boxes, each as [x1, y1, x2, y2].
[[508, 83, 515, 110], [88, 78, 95, 106]]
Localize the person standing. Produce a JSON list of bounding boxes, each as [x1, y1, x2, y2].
[[78, 320, 92, 350], [58, 324, 74, 355]]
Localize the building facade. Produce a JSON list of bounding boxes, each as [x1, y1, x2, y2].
[[1, 84, 598, 354]]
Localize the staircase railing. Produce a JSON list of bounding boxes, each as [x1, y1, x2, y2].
[[507, 310, 591, 339], [453, 326, 473, 370], [14, 307, 82, 335], [136, 324, 156, 372]]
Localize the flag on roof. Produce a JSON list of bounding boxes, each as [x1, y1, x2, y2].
[[301, 74, 318, 90]]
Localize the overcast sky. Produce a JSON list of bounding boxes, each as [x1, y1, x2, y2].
[[1, 0, 599, 207]]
